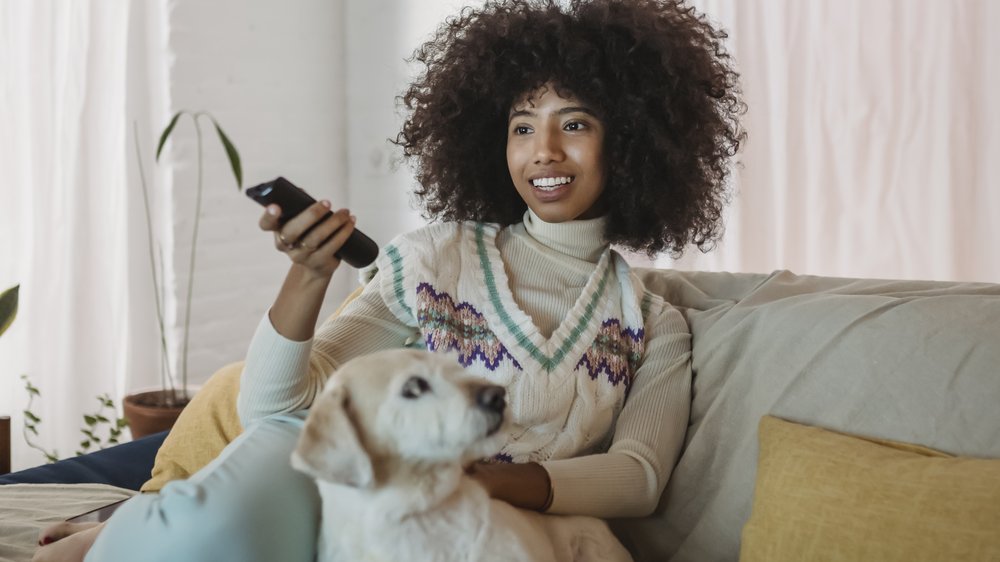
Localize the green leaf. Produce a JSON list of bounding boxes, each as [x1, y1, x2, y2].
[[95, 415, 110, 423], [156, 111, 185, 162], [80, 440, 90, 449], [84, 415, 97, 426], [0, 284, 18, 338], [23, 411, 40, 423], [27, 425, 38, 436], [22, 375, 40, 395], [212, 119, 243, 189], [117, 418, 129, 429]]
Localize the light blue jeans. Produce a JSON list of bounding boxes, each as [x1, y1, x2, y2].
[[86, 411, 318, 562]]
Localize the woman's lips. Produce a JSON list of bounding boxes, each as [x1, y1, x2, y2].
[[531, 179, 572, 201]]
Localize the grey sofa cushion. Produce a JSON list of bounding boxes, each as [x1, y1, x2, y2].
[[612, 269, 1000, 562]]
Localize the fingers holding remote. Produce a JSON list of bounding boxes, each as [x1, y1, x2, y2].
[[266, 200, 331, 249], [260, 201, 355, 276], [259, 199, 330, 240], [306, 210, 356, 269]]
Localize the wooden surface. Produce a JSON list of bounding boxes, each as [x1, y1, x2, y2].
[[0, 415, 10, 475]]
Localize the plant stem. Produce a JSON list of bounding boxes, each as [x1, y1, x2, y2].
[[21, 375, 59, 463], [133, 122, 176, 397], [158, 245, 177, 406], [180, 114, 208, 400]]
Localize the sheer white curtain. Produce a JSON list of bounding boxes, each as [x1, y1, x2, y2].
[[0, 2, 161, 470], [663, 0, 1000, 282]]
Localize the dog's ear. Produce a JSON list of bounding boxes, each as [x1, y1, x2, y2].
[[291, 384, 374, 488]]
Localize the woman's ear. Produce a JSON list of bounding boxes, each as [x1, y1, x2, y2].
[[291, 383, 374, 488]]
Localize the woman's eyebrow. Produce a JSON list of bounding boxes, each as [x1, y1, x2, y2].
[[508, 106, 597, 122], [558, 106, 597, 117], [508, 108, 534, 121]]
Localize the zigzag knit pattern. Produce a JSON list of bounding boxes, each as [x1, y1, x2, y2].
[[416, 281, 638, 387], [416, 282, 523, 370], [576, 319, 644, 388]]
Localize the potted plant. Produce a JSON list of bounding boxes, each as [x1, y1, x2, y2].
[[122, 112, 242, 438]]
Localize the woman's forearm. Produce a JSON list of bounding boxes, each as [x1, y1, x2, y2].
[[468, 461, 552, 511], [269, 264, 333, 341]]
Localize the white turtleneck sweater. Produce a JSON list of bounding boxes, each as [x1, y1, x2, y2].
[[239, 210, 692, 518]]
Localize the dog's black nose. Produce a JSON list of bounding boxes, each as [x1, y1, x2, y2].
[[476, 385, 506, 413]]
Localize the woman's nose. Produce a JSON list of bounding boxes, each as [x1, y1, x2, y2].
[[533, 127, 565, 163]]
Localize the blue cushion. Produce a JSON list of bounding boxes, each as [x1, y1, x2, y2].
[[0, 431, 168, 491]]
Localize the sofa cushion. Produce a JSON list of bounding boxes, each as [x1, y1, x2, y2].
[[612, 269, 1000, 561], [140, 362, 243, 492], [740, 415, 1000, 562]]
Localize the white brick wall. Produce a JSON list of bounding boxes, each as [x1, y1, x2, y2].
[[344, 0, 473, 247], [141, 0, 479, 393], [145, 0, 352, 391]]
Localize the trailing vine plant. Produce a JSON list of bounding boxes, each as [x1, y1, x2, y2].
[[20, 374, 58, 463], [21, 375, 129, 462], [4, 285, 128, 463]]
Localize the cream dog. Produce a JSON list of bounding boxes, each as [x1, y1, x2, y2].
[[291, 348, 632, 562]]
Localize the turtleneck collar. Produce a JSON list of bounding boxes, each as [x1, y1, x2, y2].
[[521, 209, 609, 263]]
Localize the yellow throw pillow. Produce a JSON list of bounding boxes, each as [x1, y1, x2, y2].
[[740, 416, 1000, 562], [140, 361, 244, 492]]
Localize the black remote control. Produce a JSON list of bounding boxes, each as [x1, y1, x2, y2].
[[246, 177, 379, 268]]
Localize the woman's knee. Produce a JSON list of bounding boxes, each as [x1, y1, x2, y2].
[[88, 413, 319, 562]]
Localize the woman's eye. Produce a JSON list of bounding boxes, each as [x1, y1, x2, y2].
[[401, 376, 432, 399], [512, 125, 531, 135], [564, 121, 586, 131]]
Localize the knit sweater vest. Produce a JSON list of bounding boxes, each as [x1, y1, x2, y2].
[[373, 220, 664, 463]]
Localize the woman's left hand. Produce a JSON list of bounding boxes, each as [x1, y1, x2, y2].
[[465, 461, 552, 511]]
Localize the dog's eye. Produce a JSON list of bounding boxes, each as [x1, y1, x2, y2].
[[401, 376, 431, 399]]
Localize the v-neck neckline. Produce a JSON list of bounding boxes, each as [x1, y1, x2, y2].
[[470, 222, 614, 374]]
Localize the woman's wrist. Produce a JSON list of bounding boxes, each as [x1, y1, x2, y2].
[[268, 263, 333, 341], [289, 262, 335, 286]]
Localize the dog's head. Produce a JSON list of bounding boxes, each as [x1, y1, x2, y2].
[[291, 349, 507, 488]]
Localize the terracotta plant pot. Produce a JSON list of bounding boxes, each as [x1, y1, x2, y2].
[[123, 390, 191, 439]]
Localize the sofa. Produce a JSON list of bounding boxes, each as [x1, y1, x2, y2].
[[2, 268, 998, 562]]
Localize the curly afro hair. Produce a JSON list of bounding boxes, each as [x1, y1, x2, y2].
[[395, 0, 746, 256]]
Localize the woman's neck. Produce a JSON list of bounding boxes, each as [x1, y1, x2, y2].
[[522, 209, 608, 263]]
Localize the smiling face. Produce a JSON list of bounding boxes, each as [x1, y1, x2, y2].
[[506, 83, 607, 223]]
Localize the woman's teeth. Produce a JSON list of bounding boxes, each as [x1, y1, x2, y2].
[[531, 176, 573, 191]]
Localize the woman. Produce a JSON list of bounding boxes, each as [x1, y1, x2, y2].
[[36, 1, 744, 559]]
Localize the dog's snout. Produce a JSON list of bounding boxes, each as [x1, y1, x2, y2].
[[476, 385, 506, 413]]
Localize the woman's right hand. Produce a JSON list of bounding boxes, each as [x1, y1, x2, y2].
[[259, 199, 358, 341], [258, 200, 356, 280]]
